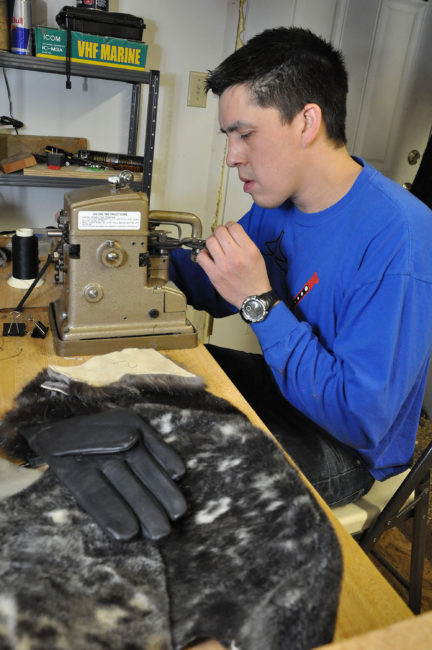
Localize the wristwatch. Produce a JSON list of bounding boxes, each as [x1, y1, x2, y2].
[[240, 290, 279, 323]]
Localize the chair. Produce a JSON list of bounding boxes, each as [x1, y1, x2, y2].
[[332, 441, 432, 614]]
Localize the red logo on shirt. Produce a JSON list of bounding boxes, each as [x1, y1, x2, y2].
[[290, 272, 319, 309]]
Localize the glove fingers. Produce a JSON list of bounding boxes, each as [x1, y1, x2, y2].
[[52, 458, 140, 542], [127, 445, 187, 521], [102, 459, 171, 541], [85, 408, 184, 478], [138, 422, 186, 479]]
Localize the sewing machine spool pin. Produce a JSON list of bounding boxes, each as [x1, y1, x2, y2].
[[49, 176, 202, 357]]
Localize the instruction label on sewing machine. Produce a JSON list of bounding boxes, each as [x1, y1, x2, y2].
[[78, 211, 141, 230]]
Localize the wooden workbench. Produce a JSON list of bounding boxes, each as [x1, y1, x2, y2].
[[0, 261, 416, 647]]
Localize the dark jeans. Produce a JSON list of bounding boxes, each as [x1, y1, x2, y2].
[[206, 344, 374, 508]]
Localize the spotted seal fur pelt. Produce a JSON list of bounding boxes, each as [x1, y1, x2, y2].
[[0, 368, 343, 650]]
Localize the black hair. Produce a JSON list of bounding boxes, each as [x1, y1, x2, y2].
[[206, 26, 348, 145]]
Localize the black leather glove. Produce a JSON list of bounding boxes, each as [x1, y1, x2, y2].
[[19, 408, 187, 542]]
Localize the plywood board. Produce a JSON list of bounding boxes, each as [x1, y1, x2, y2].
[[23, 163, 142, 182], [0, 135, 88, 160]]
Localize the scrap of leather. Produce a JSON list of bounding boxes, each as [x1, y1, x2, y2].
[[48, 347, 199, 387]]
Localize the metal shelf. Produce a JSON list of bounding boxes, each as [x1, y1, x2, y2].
[[0, 51, 152, 83], [0, 52, 159, 198], [0, 172, 143, 190]]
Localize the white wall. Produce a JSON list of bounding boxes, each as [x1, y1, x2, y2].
[[0, 0, 238, 233]]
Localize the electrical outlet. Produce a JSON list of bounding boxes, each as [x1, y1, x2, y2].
[[188, 71, 207, 108]]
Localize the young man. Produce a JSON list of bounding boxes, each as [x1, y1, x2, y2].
[[170, 27, 432, 507]]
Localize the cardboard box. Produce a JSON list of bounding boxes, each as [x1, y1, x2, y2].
[[34, 26, 147, 71]]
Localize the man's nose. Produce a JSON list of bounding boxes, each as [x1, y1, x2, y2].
[[226, 139, 245, 168]]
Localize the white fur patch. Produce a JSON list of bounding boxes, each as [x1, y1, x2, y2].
[[179, 409, 193, 423], [94, 606, 128, 628], [217, 422, 246, 442], [265, 500, 286, 512], [0, 594, 17, 646], [217, 457, 242, 472], [279, 539, 297, 553], [280, 587, 303, 607], [194, 497, 231, 525], [45, 509, 71, 525], [251, 473, 278, 491], [153, 413, 174, 434], [129, 592, 152, 612], [292, 494, 312, 508], [234, 528, 251, 543]]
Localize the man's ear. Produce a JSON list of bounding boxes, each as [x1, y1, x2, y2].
[[301, 103, 322, 146]]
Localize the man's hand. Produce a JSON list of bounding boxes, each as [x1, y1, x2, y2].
[[196, 222, 272, 308], [20, 408, 187, 542]]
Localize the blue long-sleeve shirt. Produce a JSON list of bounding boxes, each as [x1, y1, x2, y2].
[[170, 161, 432, 479]]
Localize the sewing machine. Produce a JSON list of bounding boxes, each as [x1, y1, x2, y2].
[[49, 172, 205, 356]]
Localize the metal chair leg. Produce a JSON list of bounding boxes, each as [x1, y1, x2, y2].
[[358, 445, 432, 614], [407, 473, 430, 614]]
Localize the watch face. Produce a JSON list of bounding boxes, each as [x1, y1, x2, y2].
[[242, 297, 266, 322]]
